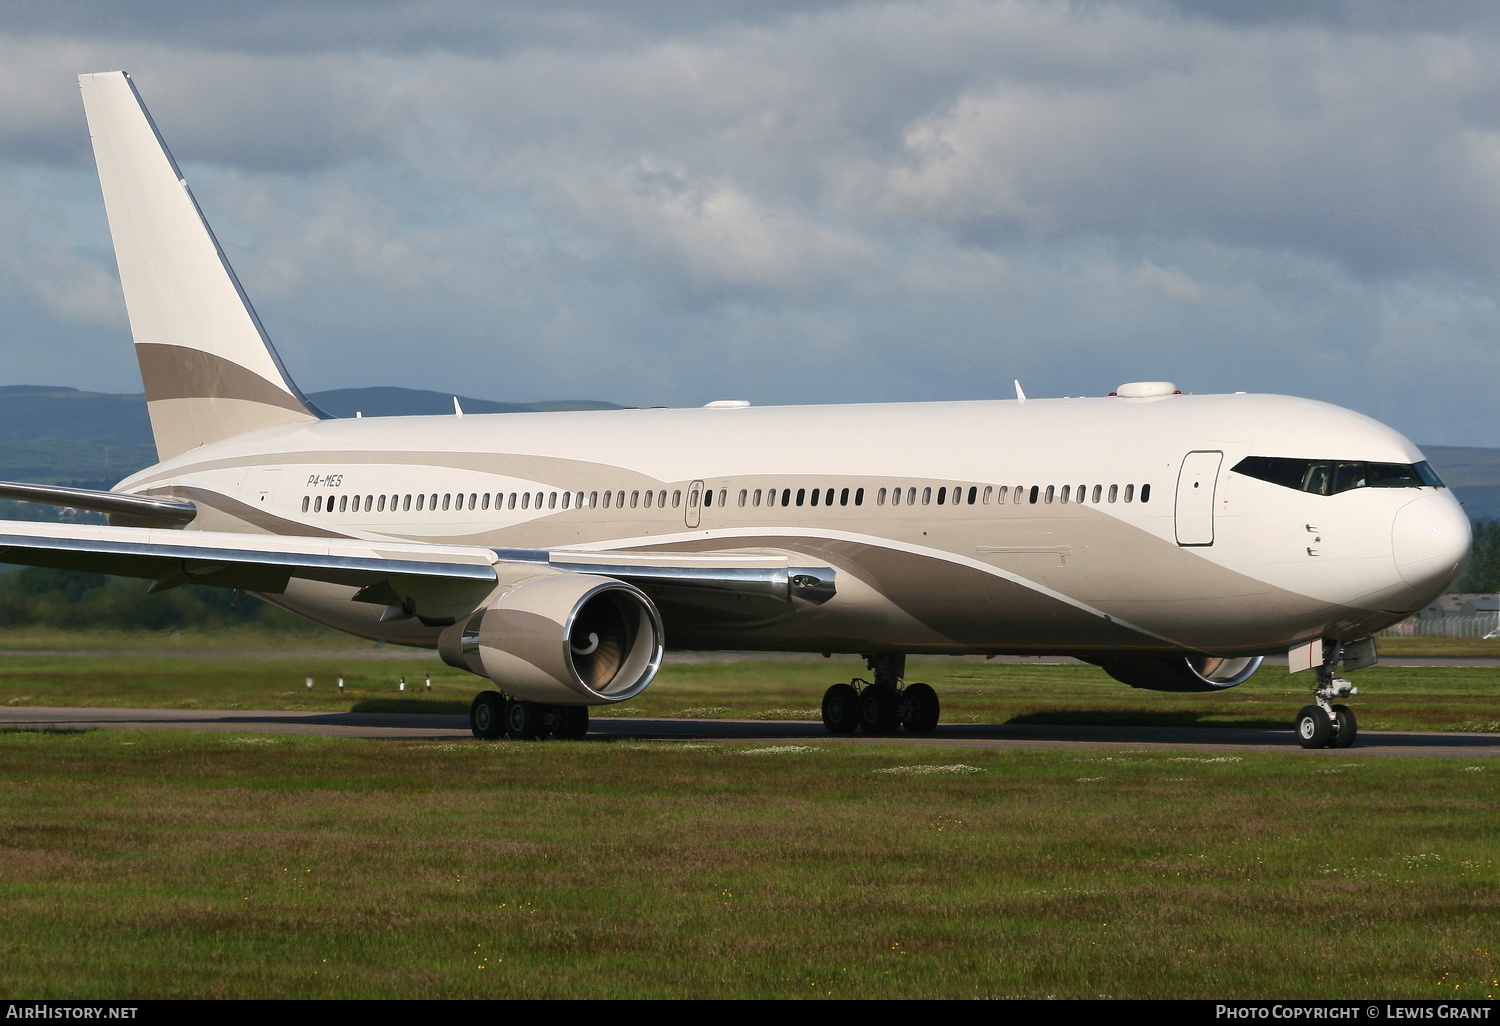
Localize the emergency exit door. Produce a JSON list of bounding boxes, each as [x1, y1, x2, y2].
[[1174, 451, 1222, 546]]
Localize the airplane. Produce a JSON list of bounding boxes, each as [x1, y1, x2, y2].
[[0, 71, 1472, 748]]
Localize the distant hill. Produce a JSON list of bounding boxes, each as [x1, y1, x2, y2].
[[0, 385, 1496, 519], [0, 385, 623, 486], [1417, 447, 1500, 521]]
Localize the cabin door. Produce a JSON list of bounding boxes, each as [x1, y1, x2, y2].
[[1174, 451, 1222, 546], [685, 480, 703, 528]]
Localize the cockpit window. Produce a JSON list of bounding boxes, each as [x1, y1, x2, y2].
[[1232, 457, 1444, 495]]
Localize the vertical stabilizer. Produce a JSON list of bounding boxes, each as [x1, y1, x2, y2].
[[79, 71, 322, 460]]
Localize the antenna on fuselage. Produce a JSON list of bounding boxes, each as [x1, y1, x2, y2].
[[1014, 380, 1027, 403], [453, 397, 464, 418]]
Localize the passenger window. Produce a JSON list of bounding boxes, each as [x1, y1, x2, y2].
[[891, 487, 901, 506], [840, 487, 849, 506], [1140, 483, 1151, 503], [1029, 485, 1039, 504], [720, 489, 727, 507], [1124, 484, 1135, 502], [1044, 485, 1054, 503], [936, 487, 946, 505], [302, 496, 310, 513], [1060, 485, 1069, 504], [630, 490, 639, 508], [968, 486, 977, 505], [855, 487, 864, 505], [983, 486, 992, 504], [673, 490, 681, 507], [378, 495, 387, 512], [753, 488, 763, 507], [1092, 485, 1102, 503], [877, 487, 887, 505], [738, 489, 746, 507], [810, 488, 819, 507], [796, 488, 806, 507], [922, 487, 932, 505]]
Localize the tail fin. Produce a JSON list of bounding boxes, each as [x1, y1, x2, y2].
[[78, 71, 323, 461]]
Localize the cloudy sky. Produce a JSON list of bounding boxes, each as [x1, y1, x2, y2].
[[3, 0, 1499, 445]]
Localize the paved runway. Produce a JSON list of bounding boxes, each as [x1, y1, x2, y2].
[[3, 705, 1497, 757]]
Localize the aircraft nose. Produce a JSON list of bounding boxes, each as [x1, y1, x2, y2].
[[1391, 493, 1471, 596]]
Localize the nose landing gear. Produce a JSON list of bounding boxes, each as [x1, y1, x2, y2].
[[1294, 640, 1363, 749]]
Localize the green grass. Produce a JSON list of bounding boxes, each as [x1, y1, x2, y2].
[[0, 730, 1494, 998], [0, 634, 1496, 732]]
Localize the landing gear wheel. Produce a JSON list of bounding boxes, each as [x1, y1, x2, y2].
[[555, 705, 589, 740], [1295, 705, 1331, 749], [900, 682, 940, 734], [507, 699, 547, 740], [1330, 704, 1357, 749], [859, 684, 901, 734], [470, 690, 506, 740], [822, 683, 860, 734]]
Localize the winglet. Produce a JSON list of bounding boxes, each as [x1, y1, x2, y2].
[[78, 71, 324, 460]]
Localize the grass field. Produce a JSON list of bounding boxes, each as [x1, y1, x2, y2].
[[0, 729, 1495, 999], [0, 629, 1496, 733], [0, 630, 1496, 998]]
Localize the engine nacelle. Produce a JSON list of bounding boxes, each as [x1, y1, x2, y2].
[[1091, 654, 1263, 693], [439, 569, 664, 705]]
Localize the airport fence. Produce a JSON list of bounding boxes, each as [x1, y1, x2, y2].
[[1377, 614, 1500, 639]]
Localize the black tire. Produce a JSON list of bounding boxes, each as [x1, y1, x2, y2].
[[1295, 704, 1330, 749], [1330, 704, 1357, 749], [555, 705, 590, 740], [821, 683, 860, 734], [859, 684, 901, 734], [470, 690, 506, 740], [506, 699, 546, 740], [900, 682, 940, 734]]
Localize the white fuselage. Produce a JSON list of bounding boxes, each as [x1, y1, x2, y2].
[[115, 391, 1470, 658]]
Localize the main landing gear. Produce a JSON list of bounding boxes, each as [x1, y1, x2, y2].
[[1293, 640, 1360, 750], [469, 690, 589, 741], [821, 654, 940, 736]]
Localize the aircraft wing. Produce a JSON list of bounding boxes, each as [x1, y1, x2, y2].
[[0, 522, 836, 621], [0, 520, 499, 595]]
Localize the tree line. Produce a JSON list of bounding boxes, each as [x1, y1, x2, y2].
[[0, 566, 314, 631], [1456, 520, 1500, 592]]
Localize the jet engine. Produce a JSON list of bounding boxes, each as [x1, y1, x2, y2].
[[1090, 654, 1263, 693], [438, 569, 663, 705]]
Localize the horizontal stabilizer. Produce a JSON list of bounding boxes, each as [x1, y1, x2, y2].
[[0, 480, 195, 526]]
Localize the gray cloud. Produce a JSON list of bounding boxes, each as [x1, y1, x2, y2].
[[1, 0, 1498, 447]]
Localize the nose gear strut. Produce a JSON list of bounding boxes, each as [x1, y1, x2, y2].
[[1294, 639, 1360, 749]]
